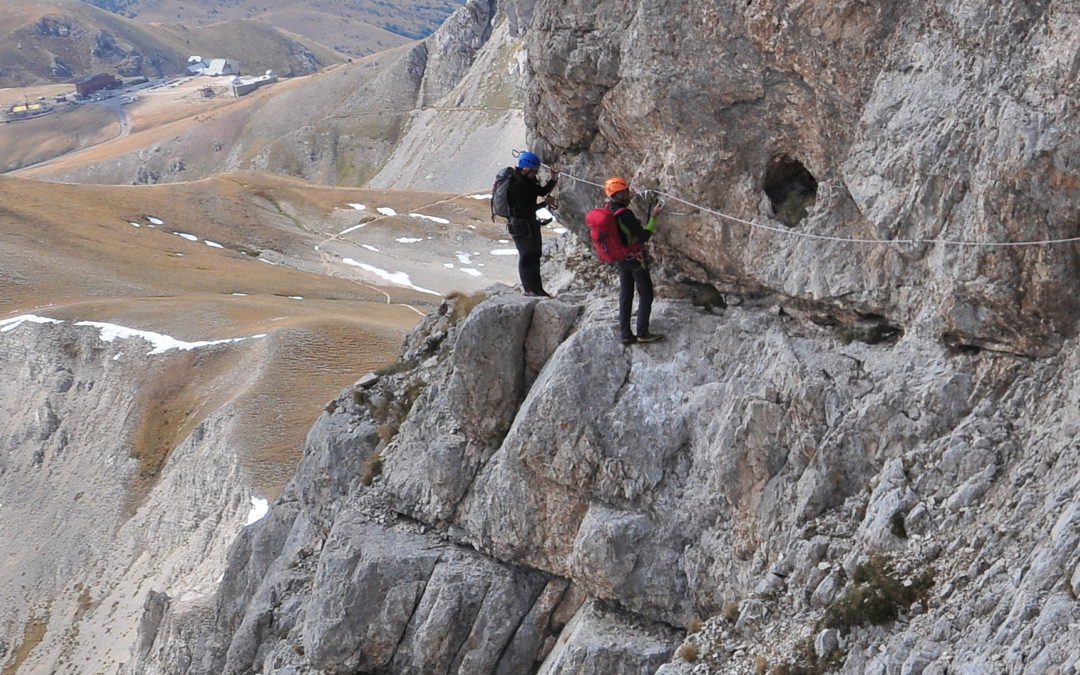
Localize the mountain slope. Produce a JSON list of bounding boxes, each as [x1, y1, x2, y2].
[[15, 0, 526, 193], [0, 0, 345, 87], [81, 0, 465, 50]]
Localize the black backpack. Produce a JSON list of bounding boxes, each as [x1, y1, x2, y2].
[[491, 167, 514, 220]]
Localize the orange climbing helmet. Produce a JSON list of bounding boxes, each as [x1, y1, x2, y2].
[[604, 176, 630, 197]]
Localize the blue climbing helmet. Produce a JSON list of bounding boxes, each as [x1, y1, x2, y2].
[[517, 151, 540, 169]]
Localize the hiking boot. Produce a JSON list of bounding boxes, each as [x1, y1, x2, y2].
[[636, 332, 664, 343], [621, 333, 637, 345]]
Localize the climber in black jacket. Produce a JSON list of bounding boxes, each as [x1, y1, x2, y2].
[[506, 151, 559, 296]]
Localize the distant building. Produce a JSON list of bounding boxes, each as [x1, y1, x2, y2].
[[205, 59, 241, 77], [229, 70, 278, 97], [187, 56, 209, 75], [75, 73, 120, 98]]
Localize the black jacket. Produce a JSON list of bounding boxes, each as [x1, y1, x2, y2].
[[507, 168, 557, 220], [608, 200, 653, 245]]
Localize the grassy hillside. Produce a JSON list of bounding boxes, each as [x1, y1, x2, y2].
[[0, 103, 119, 173], [9, 46, 419, 184], [82, 0, 465, 53], [0, 0, 346, 87]]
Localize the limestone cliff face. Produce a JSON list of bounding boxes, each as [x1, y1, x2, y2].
[[526, 0, 1080, 358], [122, 1, 1080, 674]]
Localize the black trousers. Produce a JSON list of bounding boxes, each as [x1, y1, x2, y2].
[[617, 257, 653, 337], [509, 218, 544, 294]]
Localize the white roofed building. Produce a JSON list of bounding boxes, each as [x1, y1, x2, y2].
[[205, 59, 241, 77]]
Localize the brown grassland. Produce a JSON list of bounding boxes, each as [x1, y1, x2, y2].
[[0, 105, 119, 173], [0, 170, 506, 498], [0, 17, 515, 502]]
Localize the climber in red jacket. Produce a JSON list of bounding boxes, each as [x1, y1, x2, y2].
[[604, 176, 664, 344]]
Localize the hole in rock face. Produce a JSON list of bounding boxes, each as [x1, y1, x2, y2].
[[763, 155, 818, 227]]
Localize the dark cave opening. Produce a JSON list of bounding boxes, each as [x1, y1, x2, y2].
[[763, 155, 818, 227]]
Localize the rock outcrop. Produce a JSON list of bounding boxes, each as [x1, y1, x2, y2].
[[130, 243, 1080, 672]]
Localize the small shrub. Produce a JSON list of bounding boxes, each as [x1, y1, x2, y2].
[[723, 601, 740, 623], [754, 655, 768, 675], [821, 555, 933, 634], [360, 453, 383, 486], [677, 643, 699, 662], [324, 399, 339, 415], [835, 325, 855, 345], [375, 357, 419, 378], [686, 618, 704, 634], [376, 422, 397, 444], [447, 290, 485, 322]]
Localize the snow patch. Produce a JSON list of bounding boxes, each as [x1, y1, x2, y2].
[[362, 244, 379, 252], [146, 216, 164, 225], [174, 232, 199, 242], [205, 240, 224, 249], [341, 258, 440, 295], [409, 213, 450, 225], [396, 237, 423, 244], [74, 321, 265, 355], [246, 497, 269, 525], [490, 249, 518, 256], [460, 268, 483, 277], [340, 223, 366, 235], [0, 314, 63, 333], [347, 203, 367, 211], [376, 207, 398, 216]]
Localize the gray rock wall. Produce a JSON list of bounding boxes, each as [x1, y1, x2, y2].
[[526, 0, 1080, 358]]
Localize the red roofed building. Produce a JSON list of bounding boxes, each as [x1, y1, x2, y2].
[[75, 73, 120, 98]]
